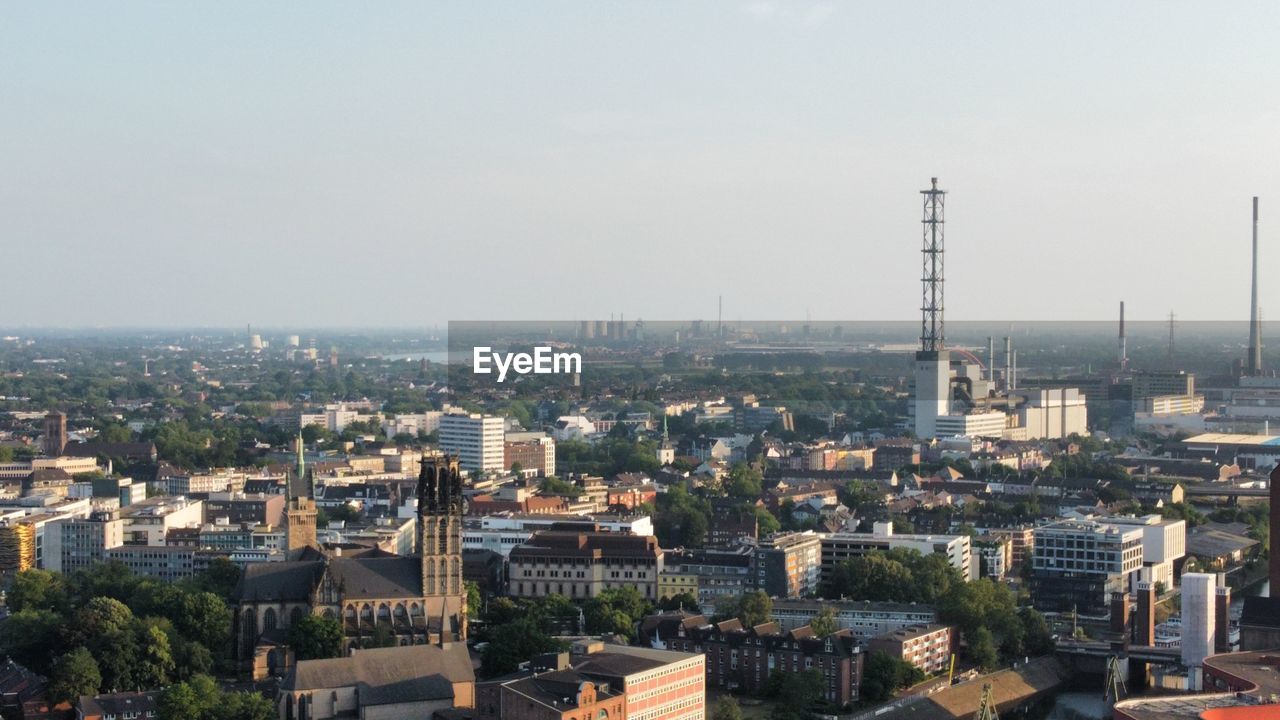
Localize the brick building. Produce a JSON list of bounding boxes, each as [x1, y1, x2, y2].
[[656, 616, 863, 707]]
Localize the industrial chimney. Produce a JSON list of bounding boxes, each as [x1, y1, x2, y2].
[[1248, 197, 1263, 376], [1119, 301, 1128, 371]]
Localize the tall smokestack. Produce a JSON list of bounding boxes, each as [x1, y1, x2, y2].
[[1119, 301, 1128, 371], [1011, 349, 1018, 390], [987, 336, 995, 382], [1004, 336, 1012, 392], [1248, 197, 1263, 376]]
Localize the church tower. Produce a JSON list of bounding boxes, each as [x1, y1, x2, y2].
[[285, 432, 318, 554], [418, 454, 466, 641]]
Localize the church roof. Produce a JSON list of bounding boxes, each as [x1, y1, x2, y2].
[[233, 560, 325, 603], [283, 644, 472, 705], [330, 556, 422, 599], [234, 555, 425, 603]]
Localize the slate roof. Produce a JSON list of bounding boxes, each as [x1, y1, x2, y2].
[[283, 644, 472, 706], [233, 556, 424, 602], [329, 556, 422, 599], [232, 560, 325, 602]]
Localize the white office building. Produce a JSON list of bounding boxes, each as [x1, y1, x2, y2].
[[438, 413, 505, 474]]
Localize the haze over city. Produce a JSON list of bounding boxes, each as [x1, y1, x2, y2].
[[2, 2, 1278, 327]]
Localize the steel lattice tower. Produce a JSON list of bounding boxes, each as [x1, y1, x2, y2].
[[921, 177, 946, 352]]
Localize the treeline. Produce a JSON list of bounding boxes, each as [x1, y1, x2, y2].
[[0, 560, 241, 705]]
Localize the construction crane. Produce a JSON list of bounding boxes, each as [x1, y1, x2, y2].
[[975, 683, 998, 720], [1104, 656, 1127, 704], [947, 654, 957, 685]]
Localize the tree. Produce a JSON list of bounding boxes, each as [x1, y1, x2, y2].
[[725, 590, 772, 627], [361, 622, 398, 649], [175, 591, 232, 653], [157, 681, 202, 720], [765, 669, 825, 720], [466, 581, 482, 617], [809, 606, 838, 638], [713, 696, 744, 720], [824, 553, 915, 601], [135, 624, 176, 689], [726, 464, 763, 499], [1019, 607, 1054, 657], [6, 569, 69, 613], [216, 691, 276, 720], [48, 647, 101, 704], [860, 650, 925, 702], [968, 626, 999, 670], [658, 592, 700, 612], [0, 609, 66, 675], [71, 596, 134, 644], [481, 618, 565, 678], [189, 556, 242, 601], [289, 615, 344, 660]]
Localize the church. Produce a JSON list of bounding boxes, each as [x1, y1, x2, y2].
[[232, 453, 467, 679]]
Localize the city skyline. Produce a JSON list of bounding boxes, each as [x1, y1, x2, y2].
[[2, 2, 1278, 326]]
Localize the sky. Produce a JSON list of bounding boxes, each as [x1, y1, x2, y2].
[[2, 2, 1278, 328]]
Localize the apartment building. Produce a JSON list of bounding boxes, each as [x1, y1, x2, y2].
[[770, 599, 938, 642], [753, 531, 822, 598], [868, 624, 954, 675], [504, 432, 557, 477], [819, 523, 974, 585], [660, 617, 863, 707], [462, 513, 653, 558]]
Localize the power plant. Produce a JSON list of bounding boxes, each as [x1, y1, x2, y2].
[[910, 178, 1088, 440]]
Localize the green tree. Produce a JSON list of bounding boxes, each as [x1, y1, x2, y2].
[[968, 626, 999, 670], [215, 691, 276, 720], [713, 696, 744, 720], [726, 464, 763, 499], [824, 553, 914, 601], [71, 596, 135, 644], [465, 580, 482, 618], [1019, 607, 1054, 657], [48, 647, 102, 704], [658, 592, 700, 612], [189, 557, 242, 601], [809, 606, 838, 638], [481, 618, 565, 678], [733, 590, 773, 627], [860, 650, 925, 702], [289, 614, 344, 660], [157, 681, 202, 720], [6, 569, 69, 613], [135, 624, 176, 689], [360, 622, 398, 649], [0, 609, 66, 675], [175, 591, 232, 654], [765, 669, 825, 720]]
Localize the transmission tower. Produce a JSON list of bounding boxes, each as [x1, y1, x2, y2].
[[920, 177, 946, 352]]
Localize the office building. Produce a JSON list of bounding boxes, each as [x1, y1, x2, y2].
[[439, 413, 506, 474], [44, 510, 124, 574], [508, 531, 663, 600], [1029, 519, 1144, 614], [462, 513, 653, 558]]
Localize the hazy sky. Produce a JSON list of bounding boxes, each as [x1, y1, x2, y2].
[[3, 2, 1278, 328]]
